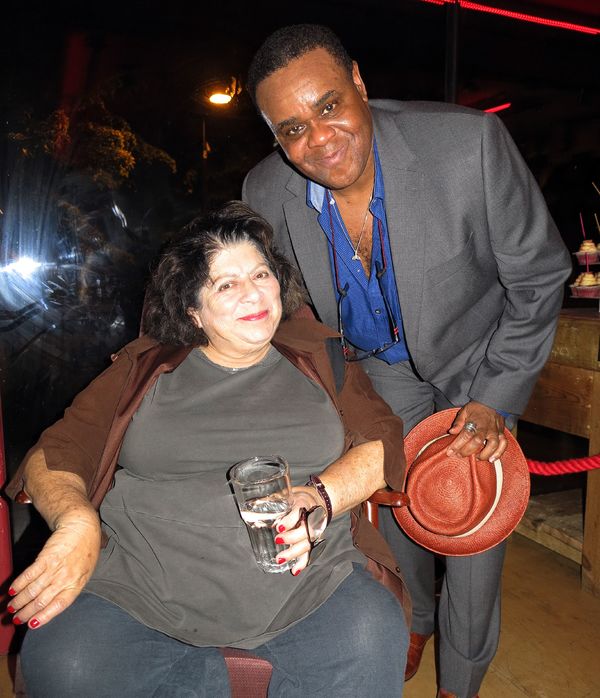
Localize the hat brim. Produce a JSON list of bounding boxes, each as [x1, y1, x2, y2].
[[395, 408, 530, 556]]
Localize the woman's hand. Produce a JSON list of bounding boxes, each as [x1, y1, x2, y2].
[[274, 486, 326, 576], [8, 508, 101, 629]]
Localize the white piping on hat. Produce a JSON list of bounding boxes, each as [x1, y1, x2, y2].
[[412, 435, 503, 538]]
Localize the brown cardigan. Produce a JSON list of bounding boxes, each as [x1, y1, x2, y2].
[[7, 317, 411, 623]]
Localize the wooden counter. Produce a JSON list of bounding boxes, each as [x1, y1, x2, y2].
[[520, 308, 600, 596]]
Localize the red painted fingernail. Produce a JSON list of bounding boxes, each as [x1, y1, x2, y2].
[[8, 588, 16, 597], [6, 605, 15, 614], [277, 524, 286, 533], [29, 618, 40, 629], [277, 557, 286, 564], [292, 569, 301, 576], [12, 617, 22, 626], [275, 537, 284, 544]]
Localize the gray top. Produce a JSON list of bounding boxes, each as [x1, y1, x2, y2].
[[86, 346, 365, 648]]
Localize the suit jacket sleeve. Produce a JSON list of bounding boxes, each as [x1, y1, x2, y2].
[[465, 113, 571, 414], [242, 161, 297, 264]]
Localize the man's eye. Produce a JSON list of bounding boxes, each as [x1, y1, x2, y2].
[[285, 124, 303, 137], [322, 102, 336, 115]]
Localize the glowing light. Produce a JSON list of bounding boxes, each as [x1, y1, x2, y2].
[[111, 202, 128, 228], [484, 102, 512, 113], [420, 0, 600, 35], [208, 92, 233, 105], [1, 257, 42, 279]]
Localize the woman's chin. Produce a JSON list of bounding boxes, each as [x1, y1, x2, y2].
[[241, 334, 275, 353], [239, 324, 279, 348]]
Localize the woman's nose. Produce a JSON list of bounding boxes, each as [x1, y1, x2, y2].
[[240, 278, 261, 300]]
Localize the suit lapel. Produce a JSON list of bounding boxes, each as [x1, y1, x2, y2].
[[373, 108, 425, 356], [282, 174, 339, 329]]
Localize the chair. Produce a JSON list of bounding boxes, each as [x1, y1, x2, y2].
[[0, 395, 16, 655]]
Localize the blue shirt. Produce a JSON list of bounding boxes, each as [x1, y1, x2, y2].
[[306, 142, 514, 424], [308, 141, 409, 364]]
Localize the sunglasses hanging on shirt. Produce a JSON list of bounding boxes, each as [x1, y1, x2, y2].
[[326, 194, 400, 362]]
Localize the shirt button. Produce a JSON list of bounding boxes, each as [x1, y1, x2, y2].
[[374, 308, 382, 315]]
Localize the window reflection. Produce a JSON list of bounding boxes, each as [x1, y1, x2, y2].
[[0, 144, 169, 486]]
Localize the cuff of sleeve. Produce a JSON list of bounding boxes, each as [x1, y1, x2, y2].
[[494, 408, 517, 430]]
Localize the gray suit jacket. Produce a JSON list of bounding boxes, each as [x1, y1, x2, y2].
[[243, 101, 571, 415]]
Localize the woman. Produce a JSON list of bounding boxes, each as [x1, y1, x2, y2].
[[6, 201, 409, 697]]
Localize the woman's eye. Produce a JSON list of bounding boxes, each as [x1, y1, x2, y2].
[[255, 271, 269, 279], [217, 282, 232, 292]]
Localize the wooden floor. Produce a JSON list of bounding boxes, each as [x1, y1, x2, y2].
[[405, 534, 600, 698], [2, 534, 600, 697]]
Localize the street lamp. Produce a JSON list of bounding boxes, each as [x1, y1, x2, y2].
[[195, 77, 242, 206], [209, 92, 232, 105], [206, 77, 242, 106]]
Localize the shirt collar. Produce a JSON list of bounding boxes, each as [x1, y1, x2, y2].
[[306, 138, 384, 213], [372, 139, 385, 204]]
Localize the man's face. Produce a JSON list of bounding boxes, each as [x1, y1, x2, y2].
[[256, 48, 374, 194]]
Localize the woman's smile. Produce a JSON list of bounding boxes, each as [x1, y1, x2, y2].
[[238, 309, 269, 321]]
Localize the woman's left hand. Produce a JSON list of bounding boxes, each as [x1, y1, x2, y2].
[[274, 486, 327, 576]]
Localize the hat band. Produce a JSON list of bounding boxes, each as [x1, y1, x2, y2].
[[412, 435, 504, 539]]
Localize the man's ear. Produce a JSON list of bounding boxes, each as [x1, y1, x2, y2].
[[352, 61, 368, 103]]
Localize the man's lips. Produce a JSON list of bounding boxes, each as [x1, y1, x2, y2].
[[238, 310, 269, 321], [314, 143, 346, 167]]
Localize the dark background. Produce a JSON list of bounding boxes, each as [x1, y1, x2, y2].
[[1, 0, 599, 485]]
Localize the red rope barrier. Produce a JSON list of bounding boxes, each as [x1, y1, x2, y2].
[[526, 454, 600, 476]]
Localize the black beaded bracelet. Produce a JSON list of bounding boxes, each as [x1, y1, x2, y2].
[[306, 474, 333, 526]]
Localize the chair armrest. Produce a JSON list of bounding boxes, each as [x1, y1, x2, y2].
[[15, 489, 32, 504], [368, 489, 410, 508], [364, 489, 409, 528]]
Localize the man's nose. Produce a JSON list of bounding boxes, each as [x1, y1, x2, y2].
[[307, 121, 335, 148]]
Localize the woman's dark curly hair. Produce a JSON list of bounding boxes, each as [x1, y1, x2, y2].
[[142, 201, 307, 346]]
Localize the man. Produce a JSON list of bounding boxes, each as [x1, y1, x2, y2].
[[243, 24, 571, 698]]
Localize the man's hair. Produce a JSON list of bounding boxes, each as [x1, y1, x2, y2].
[[247, 24, 353, 103], [142, 201, 306, 346]]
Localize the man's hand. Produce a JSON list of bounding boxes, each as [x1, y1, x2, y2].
[[446, 401, 507, 461], [8, 510, 101, 629]]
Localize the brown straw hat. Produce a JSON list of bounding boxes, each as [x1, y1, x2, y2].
[[394, 408, 530, 556]]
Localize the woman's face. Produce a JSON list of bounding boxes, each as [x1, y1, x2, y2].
[[189, 241, 283, 367]]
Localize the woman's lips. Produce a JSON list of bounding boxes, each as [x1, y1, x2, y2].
[[238, 310, 268, 321]]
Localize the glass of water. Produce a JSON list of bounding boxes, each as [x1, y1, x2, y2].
[[230, 455, 294, 573]]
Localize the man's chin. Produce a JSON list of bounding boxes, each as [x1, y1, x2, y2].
[[309, 169, 359, 192]]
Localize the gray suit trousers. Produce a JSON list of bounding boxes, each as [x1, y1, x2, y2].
[[362, 357, 506, 698]]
